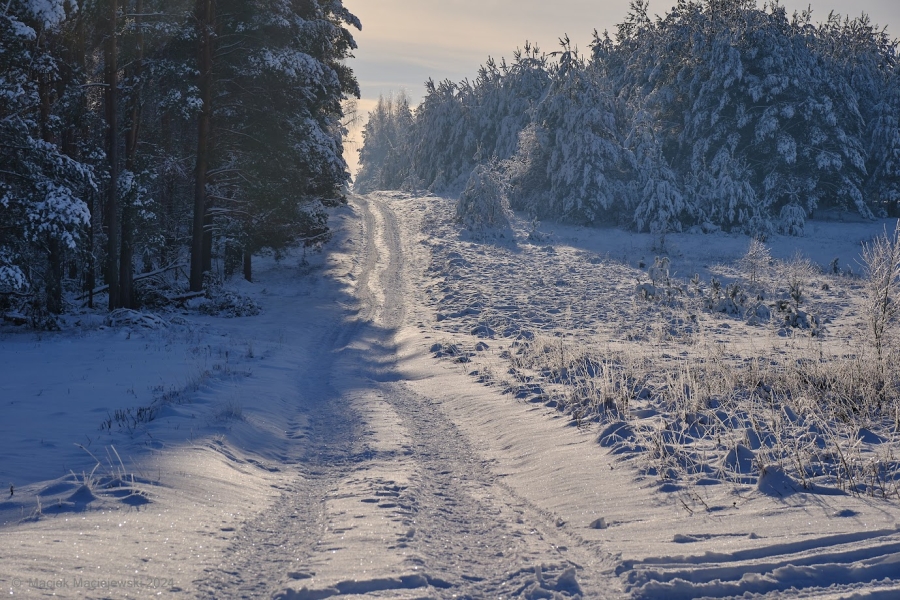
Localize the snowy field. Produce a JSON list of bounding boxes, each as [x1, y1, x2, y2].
[[1, 193, 900, 598]]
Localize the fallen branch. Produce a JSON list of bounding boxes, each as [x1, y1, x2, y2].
[[2, 312, 27, 325], [77, 263, 184, 301], [167, 291, 205, 303]]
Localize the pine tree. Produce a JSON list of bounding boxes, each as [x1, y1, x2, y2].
[[2, 0, 361, 316], [203, 0, 361, 282], [0, 1, 94, 319], [815, 13, 900, 216], [628, 111, 685, 233], [357, 0, 899, 234], [505, 42, 626, 225], [355, 92, 414, 193]]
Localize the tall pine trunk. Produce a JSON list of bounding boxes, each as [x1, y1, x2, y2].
[[37, 30, 63, 315], [105, 0, 120, 309], [120, 0, 143, 308], [190, 0, 214, 292], [202, 210, 213, 273], [243, 251, 251, 283], [73, 12, 95, 308]]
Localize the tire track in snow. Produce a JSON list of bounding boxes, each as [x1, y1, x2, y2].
[[194, 259, 372, 598], [376, 379, 594, 597], [618, 527, 900, 598], [347, 194, 614, 597], [194, 196, 418, 598], [198, 194, 614, 598]]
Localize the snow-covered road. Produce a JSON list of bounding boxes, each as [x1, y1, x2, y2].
[[192, 195, 614, 597], [3, 193, 900, 598]]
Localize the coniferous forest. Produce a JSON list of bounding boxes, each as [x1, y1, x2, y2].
[[0, 0, 359, 323], [357, 0, 900, 237]]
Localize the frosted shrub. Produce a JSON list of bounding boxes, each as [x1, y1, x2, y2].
[[197, 272, 261, 317], [505, 123, 550, 217], [861, 221, 900, 362], [778, 252, 816, 309], [456, 163, 512, 236], [740, 238, 772, 289], [648, 256, 670, 286]]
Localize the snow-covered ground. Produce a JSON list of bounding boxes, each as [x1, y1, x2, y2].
[[1, 193, 899, 598]]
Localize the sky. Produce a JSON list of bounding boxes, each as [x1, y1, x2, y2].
[[342, 0, 900, 174]]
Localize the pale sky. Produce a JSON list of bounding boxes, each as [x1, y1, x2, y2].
[[342, 0, 900, 173]]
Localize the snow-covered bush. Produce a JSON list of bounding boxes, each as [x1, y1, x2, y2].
[[456, 164, 512, 236], [778, 204, 806, 237], [777, 252, 818, 311], [198, 273, 262, 318], [744, 215, 776, 242], [506, 123, 551, 216], [861, 221, 900, 361]]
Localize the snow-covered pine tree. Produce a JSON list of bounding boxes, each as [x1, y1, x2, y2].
[[627, 110, 686, 233], [866, 67, 900, 216], [188, 0, 360, 282], [358, 0, 900, 235], [127, 0, 221, 289], [816, 13, 900, 217], [621, 0, 872, 231], [471, 44, 550, 164], [1, 0, 362, 318], [365, 43, 550, 195], [0, 1, 94, 318], [355, 92, 414, 193], [509, 42, 626, 225], [505, 122, 551, 216], [409, 78, 473, 192]]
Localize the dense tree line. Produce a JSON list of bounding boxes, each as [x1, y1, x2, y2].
[[357, 0, 900, 236], [0, 0, 359, 323]]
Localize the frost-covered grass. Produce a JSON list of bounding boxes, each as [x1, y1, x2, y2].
[[506, 334, 900, 500], [419, 194, 900, 505]]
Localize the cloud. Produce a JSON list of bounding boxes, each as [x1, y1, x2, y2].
[[346, 0, 620, 103]]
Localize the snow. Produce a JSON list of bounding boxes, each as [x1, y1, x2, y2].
[[25, 0, 67, 28], [7, 17, 36, 40], [0, 263, 26, 290], [2, 194, 900, 597], [28, 182, 91, 250]]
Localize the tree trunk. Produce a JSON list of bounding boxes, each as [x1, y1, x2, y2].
[[159, 111, 175, 270], [202, 209, 213, 273], [120, 0, 143, 309], [60, 3, 82, 160], [190, 0, 214, 292], [243, 250, 252, 283], [70, 9, 94, 308], [36, 29, 64, 315], [105, 0, 120, 310], [224, 240, 240, 279], [46, 238, 63, 314]]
